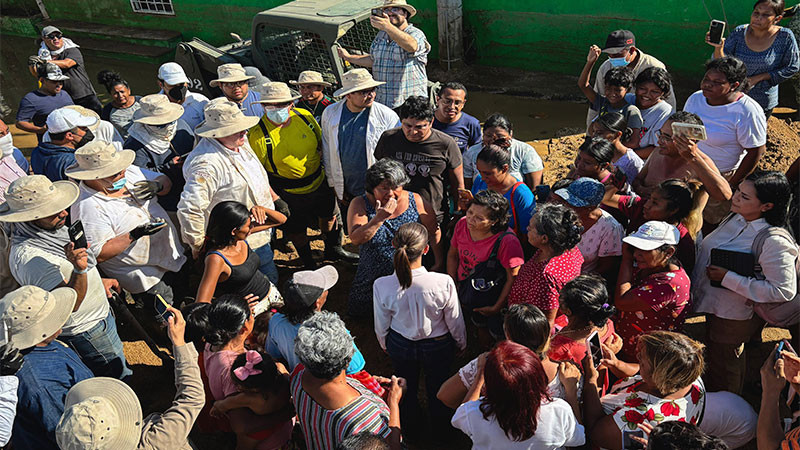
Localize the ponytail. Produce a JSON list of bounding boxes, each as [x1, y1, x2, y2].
[[392, 223, 428, 289], [683, 181, 705, 240], [655, 179, 703, 240]]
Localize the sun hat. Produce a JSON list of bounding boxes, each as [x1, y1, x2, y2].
[[284, 265, 339, 307], [0, 175, 79, 222], [1, 285, 76, 349], [64, 141, 135, 180], [623, 221, 680, 251], [194, 99, 260, 138], [209, 63, 255, 88], [253, 82, 300, 104], [132, 94, 184, 125], [289, 70, 332, 87], [380, 0, 417, 17], [333, 68, 386, 97], [602, 30, 636, 54], [157, 62, 189, 86], [46, 107, 98, 135], [56, 377, 143, 450], [40, 63, 69, 81], [41, 25, 61, 37], [555, 177, 605, 208]]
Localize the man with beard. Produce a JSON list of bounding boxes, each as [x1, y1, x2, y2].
[[31, 108, 96, 181], [210, 63, 262, 117], [15, 63, 74, 142], [156, 62, 209, 129], [291, 70, 334, 123]]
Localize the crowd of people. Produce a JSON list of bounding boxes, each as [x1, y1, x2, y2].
[[0, 0, 799, 448]]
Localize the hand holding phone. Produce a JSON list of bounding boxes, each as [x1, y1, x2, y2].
[[708, 20, 726, 45], [623, 429, 646, 450], [155, 294, 174, 322], [68, 220, 88, 249], [587, 331, 603, 368], [129, 219, 168, 241]]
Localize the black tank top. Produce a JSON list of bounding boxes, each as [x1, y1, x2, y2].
[[208, 243, 270, 299]]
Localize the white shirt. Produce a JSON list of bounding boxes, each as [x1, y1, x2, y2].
[[463, 139, 544, 182], [452, 398, 585, 450], [613, 149, 644, 184], [692, 214, 798, 320], [159, 90, 208, 130], [373, 267, 467, 351], [625, 93, 673, 147], [0, 376, 17, 447], [71, 166, 186, 294], [700, 391, 757, 449], [577, 209, 624, 274], [683, 91, 767, 173], [457, 357, 580, 401], [9, 244, 110, 336]]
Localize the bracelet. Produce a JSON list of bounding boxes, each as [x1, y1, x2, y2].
[[73, 266, 90, 274]]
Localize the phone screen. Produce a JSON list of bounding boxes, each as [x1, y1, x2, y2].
[[587, 331, 602, 367], [777, 341, 786, 360], [68, 221, 88, 249], [622, 429, 645, 450], [709, 20, 725, 44], [155, 294, 173, 321]]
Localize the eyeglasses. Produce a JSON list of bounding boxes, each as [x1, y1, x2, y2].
[[656, 130, 673, 142], [439, 98, 464, 107], [354, 88, 376, 97], [382, 7, 405, 14], [46, 33, 63, 40], [222, 80, 248, 88]]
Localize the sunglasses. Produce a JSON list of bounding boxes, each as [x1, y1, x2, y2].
[[46, 33, 63, 39], [354, 88, 376, 97], [222, 80, 248, 88]]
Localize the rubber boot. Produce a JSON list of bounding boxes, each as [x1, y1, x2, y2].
[[324, 228, 359, 263], [296, 242, 318, 270]]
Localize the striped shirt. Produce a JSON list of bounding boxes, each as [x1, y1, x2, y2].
[[290, 365, 391, 450], [784, 426, 800, 450], [370, 24, 430, 109]]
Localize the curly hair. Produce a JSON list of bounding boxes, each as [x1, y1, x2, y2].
[[398, 95, 434, 121], [648, 421, 729, 450], [532, 203, 583, 254], [470, 189, 511, 234], [294, 311, 355, 380], [705, 57, 750, 92], [364, 158, 410, 193], [604, 66, 635, 89]]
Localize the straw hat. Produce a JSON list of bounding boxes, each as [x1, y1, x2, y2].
[[209, 63, 255, 88], [56, 377, 143, 450], [380, 0, 417, 17], [194, 99, 260, 138], [289, 70, 332, 87], [1, 285, 76, 349], [133, 94, 184, 125], [254, 82, 300, 104], [333, 68, 385, 97], [63, 105, 101, 132], [64, 141, 136, 180], [0, 175, 79, 222]]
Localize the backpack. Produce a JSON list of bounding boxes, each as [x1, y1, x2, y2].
[[749, 226, 800, 327], [458, 231, 513, 310]]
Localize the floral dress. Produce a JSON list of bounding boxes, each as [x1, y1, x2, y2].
[[601, 376, 706, 430], [347, 192, 420, 316]]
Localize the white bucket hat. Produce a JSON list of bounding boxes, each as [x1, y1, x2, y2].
[[254, 82, 300, 104], [46, 108, 99, 135], [56, 377, 143, 450], [289, 70, 332, 87], [622, 221, 680, 251], [333, 68, 385, 97], [194, 99, 260, 138], [0, 175, 79, 222], [133, 94, 184, 125], [1, 285, 76, 349], [380, 0, 417, 17], [210, 63, 255, 87], [64, 141, 136, 180]]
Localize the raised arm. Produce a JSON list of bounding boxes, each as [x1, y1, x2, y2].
[[579, 45, 602, 105]]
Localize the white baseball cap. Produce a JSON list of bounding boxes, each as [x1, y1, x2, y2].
[[158, 62, 189, 86], [623, 221, 680, 251], [46, 108, 99, 134]]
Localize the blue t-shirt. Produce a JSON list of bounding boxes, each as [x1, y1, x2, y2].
[[471, 175, 536, 235], [338, 106, 370, 197], [239, 89, 263, 118], [432, 112, 482, 153], [14, 341, 93, 450], [266, 313, 366, 374], [16, 90, 74, 142]]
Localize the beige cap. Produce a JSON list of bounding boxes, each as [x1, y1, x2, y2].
[[0, 175, 79, 222], [333, 68, 385, 97], [289, 70, 332, 87], [254, 82, 301, 104], [194, 98, 260, 138], [209, 63, 255, 88], [1, 285, 76, 349], [380, 0, 417, 17], [65, 141, 135, 180], [133, 94, 184, 125]]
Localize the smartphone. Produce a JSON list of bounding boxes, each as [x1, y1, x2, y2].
[[671, 122, 708, 141], [622, 429, 645, 450], [68, 220, 88, 249], [587, 331, 603, 368], [535, 184, 551, 204], [371, 8, 383, 16], [777, 340, 786, 361], [155, 294, 173, 322], [709, 20, 726, 45], [145, 219, 169, 235]]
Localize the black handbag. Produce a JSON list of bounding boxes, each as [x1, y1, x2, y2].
[[458, 231, 513, 310]]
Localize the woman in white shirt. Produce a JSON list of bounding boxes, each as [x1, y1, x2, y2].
[[693, 171, 797, 394], [451, 340, 585, 449], [373, 222, 467, 435]]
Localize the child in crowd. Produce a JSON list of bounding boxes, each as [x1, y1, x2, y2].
[[625, 67, 674, 159], [588, 112, 644, 184], [210, 350, 291, 420]]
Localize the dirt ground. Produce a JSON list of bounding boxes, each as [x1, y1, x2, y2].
[[119, 116, 799, 450]]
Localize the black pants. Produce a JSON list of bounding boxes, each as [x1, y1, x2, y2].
[[73, 94, 103, 116]]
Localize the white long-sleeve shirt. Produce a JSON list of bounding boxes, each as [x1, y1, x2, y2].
[[373, 267, 466, 351]]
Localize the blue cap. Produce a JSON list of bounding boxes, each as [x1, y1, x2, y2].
[[555, 177, 605, 208]]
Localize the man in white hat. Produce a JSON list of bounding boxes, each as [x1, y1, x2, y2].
[[156, 62, 209, 129], [56, 307, 204, 450], [0, 175, 132, 380], [337, 0, 430, 109], [31, 107, 97, 181], [67, 141, 187, 320], [179, 98, 282, 284], [15, 62, 74, 141], [3, 285, 94, 450], [290, 70, 334, 123], [249, 82, 356, 268], [321, 68, 399, 210], [37, 25, 102, 114], [42, 104, 125, 151], [211, 63, 262, 117]]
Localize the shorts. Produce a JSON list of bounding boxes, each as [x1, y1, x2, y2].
[[276, 181, 337, 234]]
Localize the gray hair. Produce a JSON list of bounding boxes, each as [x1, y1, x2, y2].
[[294, 311, 355, 379], [365, 158, 410, 193]]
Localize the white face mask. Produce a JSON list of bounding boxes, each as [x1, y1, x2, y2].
[[0, 133, 14, 158], [145, 122, 178, 141]]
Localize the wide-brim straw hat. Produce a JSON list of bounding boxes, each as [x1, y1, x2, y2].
[[333, 68, 385, 97], [65, 141, 135, 180], [381, 0, 417, 17], [289, 70, 332, 87], [1, 285, 76, 350], [57, 377, 143, 450], [209, 63, 255, 88], [254, 82, 301, 104], [133, 94, 184, 125], [63, 105, 101, 132], [195, 98, 260, 138], [0, 175, 79, 222]]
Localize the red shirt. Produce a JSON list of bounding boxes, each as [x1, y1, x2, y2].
[[507, 247, 583, 312], [549, 320, 616, 365], [450, 218, 525, 281]]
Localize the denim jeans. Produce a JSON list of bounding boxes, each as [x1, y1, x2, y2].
[[254, 242, 279, 286], [385, 329, 455, 434], [60, 311, 132, 380]]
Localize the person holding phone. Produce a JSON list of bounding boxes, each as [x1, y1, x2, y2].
[[759, 341, 800, 449]]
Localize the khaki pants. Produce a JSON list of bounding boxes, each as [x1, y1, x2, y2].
[[702, 170, 736, 225], [705, 314, 765, 394]]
